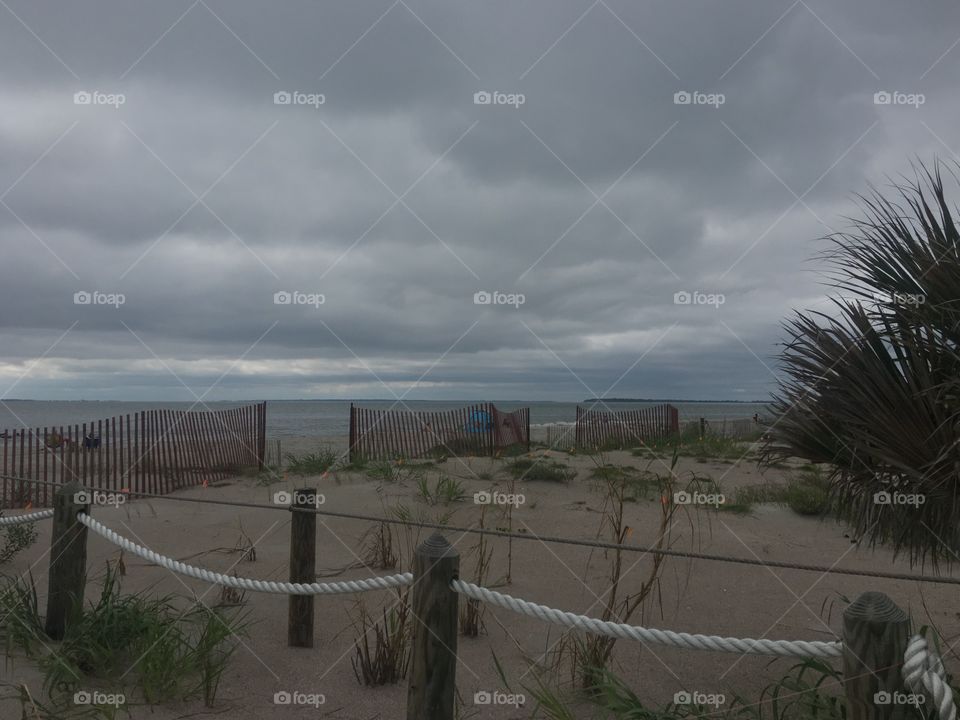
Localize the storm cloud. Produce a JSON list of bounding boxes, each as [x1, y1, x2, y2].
[[2, 0, 958, 400]]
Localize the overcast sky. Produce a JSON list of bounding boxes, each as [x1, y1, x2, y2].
[[1, 1, 958, 401]]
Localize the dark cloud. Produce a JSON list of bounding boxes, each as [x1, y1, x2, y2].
[[1, 0, 958, 400]]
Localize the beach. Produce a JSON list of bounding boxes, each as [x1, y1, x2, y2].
[[2, 436, 956, 719]]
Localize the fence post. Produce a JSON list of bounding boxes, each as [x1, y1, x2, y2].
[[842, 591, 911, 720], [699, 417, 706, 440], [407, 533, 460, 720], [287, 487, 317, 647], [349, 404, 355, 463], [45, 480, 89, 640]]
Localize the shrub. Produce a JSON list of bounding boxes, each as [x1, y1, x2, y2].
[[507, 458, 574, 482], [285, 447, 339, 475]]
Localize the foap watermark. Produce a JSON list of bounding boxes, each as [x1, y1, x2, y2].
[[674, 690, 726, 709], [473, 90, 525, 108], [674, 90, 725, 108], [874, 91, 925, 108], [473, 290, 525, 308], [74, 690, 125, 707], [474, 690, 525, 708], [874, 690, 925, 708], [674, 290, 724, 308], [74, 290, 125, 308], [474, 490, 525, 508], [873, 490, 925, 508], [674, 490, 725, 508], [274, 290, 325, 308], [74, 490, 127, 508], [273, 690, 326, 707], [74, 90, 125, 108], [273, 90, 325, 108], [273, 490, 325, 507], [873, 291, 925, 307]]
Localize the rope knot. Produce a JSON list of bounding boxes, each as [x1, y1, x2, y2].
[[903, 633, 956, 720]]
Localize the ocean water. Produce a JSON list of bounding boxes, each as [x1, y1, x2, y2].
[[0, 400, 770, 438]]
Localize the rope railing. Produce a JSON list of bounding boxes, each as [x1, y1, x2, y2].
[[451, 579, 842, 659], [0, 508, 54, 526], [78, 513, 412, 595], [905, 635, 957, 720], [15, 487, 959, 720]]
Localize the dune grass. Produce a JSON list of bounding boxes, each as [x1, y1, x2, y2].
[[507, 457, 575, 483]]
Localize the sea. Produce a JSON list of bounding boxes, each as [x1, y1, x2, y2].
[[0, 400, 770, 438]]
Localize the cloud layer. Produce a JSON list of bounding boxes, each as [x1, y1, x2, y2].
[[2, 0, 958, 400]]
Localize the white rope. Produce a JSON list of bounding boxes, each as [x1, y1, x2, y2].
[[78, 513, 412, 595], [904, 634, 956, 720], [451, 579, 842, 659], [0, 509, 54, 526]]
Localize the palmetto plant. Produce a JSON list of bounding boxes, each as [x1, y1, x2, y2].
[[762, 161, 960, 567]]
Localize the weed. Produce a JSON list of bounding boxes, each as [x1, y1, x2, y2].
[[0, 518, 38, 565], [359, 522, 397, 570], [285, 447, 339, 475], [416, 475, 465, 505], [351, 593, 411, 686], [507, 458, 574, 483]]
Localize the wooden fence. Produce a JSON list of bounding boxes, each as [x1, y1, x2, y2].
[[349, 403, 530, 461], [0, 402, 267, 509], [575, 403, 679, 448]]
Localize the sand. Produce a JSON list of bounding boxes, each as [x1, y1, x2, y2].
[[1, 437, 957, 719]]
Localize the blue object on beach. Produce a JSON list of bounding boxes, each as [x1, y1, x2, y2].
[[465, 410, 493, 433]]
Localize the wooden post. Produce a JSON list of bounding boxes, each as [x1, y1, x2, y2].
[[842, 591, 911, 720], [348, 404, 354, 463], [287, 487, 317, 647], [407, 533, 459, 720], [699, 417, 706, 441], [45, 481, 89, 640]]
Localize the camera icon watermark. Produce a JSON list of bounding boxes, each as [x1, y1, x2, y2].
[[74, 290, 125, 308], [673, 490, 725, 508], [273, 90, 325, 108], [473, 90, 525, 108], [273, 690, 326, 707], [473, 689, 525, 707], [873, 490, 925, 508], [473, 290, 525, 308], [474, 490, 525, 508], [673, 290, 724, 308], [873, 90, 925, 108], [874, 690, 924, 707], [74, 690, 125, 707], [872, 291, 925, 307], [273, 490, 325, 507], [673, 90, 724, 108], [74, 490, 127, 508], [74, 90, 126, 108], [273, 290, 325, 308], [673, 690, 725, 708]]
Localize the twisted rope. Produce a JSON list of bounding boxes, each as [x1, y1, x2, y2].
[[904, 634, 957, 720], [78, 513, 412, 595], [451, 579, 842, 659], [0, 509, 54, 526]]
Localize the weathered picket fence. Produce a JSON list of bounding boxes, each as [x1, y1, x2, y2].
[[0, 402, 267, 508], [348, 403, 529, 461], [575, 403, 679, 448]]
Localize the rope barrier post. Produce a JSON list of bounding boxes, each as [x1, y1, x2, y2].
[[843, 591, 910, 720], [45, 480, 89, 641], [407, 533, 459, 720], [287, 488, 317, 648]]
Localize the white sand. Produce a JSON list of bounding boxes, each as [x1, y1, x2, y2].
[[1, 437, 957, 719]]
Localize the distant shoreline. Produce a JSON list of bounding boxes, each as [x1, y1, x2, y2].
[[583, 398, 769, 404]]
